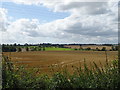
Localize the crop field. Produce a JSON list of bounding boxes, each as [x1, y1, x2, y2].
[[64, 45, 113, 50], [19, 46, 75, 52], [44, 47, 74, 51], [3, 51, 118, 74]]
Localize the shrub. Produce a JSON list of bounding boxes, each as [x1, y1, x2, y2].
[[17, 47, 22, 52], [101, 47, 106, 51], [74, 48, 78, 50], [25, 47, 29, 51], [96, 47, 100, 51], [86, 47, 91, 50], [43, 47, 45, 51]]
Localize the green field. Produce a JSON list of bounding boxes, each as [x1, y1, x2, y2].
[[27, 46, 75, 51], [45, 47, 74, 51]]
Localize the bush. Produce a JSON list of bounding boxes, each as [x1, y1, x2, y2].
[[43, 47, 45, 51], [86, 47, 91, 50], [101, 47, 106, 51], [25, 47, 29, 51], [96, 47, 100, 51], [17, 47, 22, 52], [74, 48, 78, 50]]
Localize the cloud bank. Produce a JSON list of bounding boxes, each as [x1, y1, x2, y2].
[[1, 0, 119, 44]]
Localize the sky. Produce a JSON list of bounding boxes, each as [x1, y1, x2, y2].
[[0, 0, 119, 44]]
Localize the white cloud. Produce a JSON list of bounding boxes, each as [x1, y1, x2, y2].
[[0, 8, 9, 31], [1, 0, 119, 44]]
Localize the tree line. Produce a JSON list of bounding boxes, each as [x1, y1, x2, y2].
[[1, 43, 118, 52]]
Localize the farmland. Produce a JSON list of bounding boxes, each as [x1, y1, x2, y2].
[[3, 51, 118, 74], [42, 47, 74, 51], [2, 47, 119, 89], [64, 45, 113, 50]]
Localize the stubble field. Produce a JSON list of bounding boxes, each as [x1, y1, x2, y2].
[[3, 51, 118, 74]]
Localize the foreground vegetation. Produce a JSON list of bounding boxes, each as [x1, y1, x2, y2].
[[2, 55, 120, 89]]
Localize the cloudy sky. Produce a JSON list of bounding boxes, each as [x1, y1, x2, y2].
[[0, 0, 119, 44]]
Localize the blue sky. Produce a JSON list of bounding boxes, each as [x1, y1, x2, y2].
[[2, 2, 70, 22], [0, 0, 118, 44]]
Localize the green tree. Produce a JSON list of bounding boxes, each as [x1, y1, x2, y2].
[[96, 47, 100, 51], [43, 47, 45, 51], [38, 48, 41, 51], [17, 47, 21, 52], [74, 48, 78, 50], [79, 45, 83, 50], [25, 47, 29, 51], [86, 47, 91, 50], [101, 47, 106, 51], [115, 46, 118, 51]]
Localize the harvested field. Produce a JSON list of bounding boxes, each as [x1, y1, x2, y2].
[[64, 45, 113, 50], [3, 51, 118, 74]]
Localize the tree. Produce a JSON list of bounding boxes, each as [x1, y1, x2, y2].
[[17, 47, 21, 52], [101, 47, 106, 51], [112, 46, 116, 51], [74, 48, 78, 50], [26, 47, 29, 51], [24, 43, 28, 46], [13, 43, 17, 46], [86, 47, 91, 50], [43, 47, 45, 51], [79, 45, 83, 50], [38, 48, 41, 51], [96, 47, 100, 51], [31, 47, 37, 51], [115, 46, 118, 51]]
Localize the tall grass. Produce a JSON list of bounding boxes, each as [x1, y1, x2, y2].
[[2, 55, 120, 89]]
